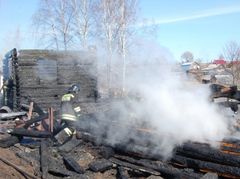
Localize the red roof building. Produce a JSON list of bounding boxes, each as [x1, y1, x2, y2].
[[213, 59, 226, 65]]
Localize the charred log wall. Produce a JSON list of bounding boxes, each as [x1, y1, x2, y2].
[[4, 49, 98, 110]]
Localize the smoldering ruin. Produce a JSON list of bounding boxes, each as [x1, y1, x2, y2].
[[1, 48, 240, 179], [3, 49, 98, 110]]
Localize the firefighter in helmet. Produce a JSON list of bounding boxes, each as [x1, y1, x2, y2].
[[61, 84, 81, 125], [57, 84, 81, 143]]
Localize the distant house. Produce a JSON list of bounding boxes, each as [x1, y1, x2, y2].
[[200, 63, 233, 85], [181, 62, 200, 72], [213, 59, 226, 65], [181, 62, 192, 72]]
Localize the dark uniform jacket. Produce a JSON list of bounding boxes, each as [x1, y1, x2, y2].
[[61, 93, 79, 122]]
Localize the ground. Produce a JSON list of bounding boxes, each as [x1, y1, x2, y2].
[[0, 146, 36, 179]]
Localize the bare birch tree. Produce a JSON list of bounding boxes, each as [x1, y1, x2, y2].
[[70, 0, 95, 49], [94, 0, 138, 94], [118, 0, 137, 93], [33, 0, 58, 49], [33, 0, 74, 50], [223, 41, 240, 85], [33, 0, 138, 94], [94, 0, 121, 92]]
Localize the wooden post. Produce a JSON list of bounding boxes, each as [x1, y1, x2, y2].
[[27, 102, 34, 120], [48, 108, 54, 133]]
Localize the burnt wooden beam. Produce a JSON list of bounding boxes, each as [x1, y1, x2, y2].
[[10, 128, 52, 138], [221, 141, 240, 149], [23, 114, 48, 129], [171, 155, 240, 178], [0, 136, 21, 148], [48, 166, 85, 178], [79, 132, 162, 161], [223, 139, 240, 146], [176, 143, 240, 167], [0, 112, 27, 120], [63, 155, 85, 174], [113, 143, 163, 161], [113, 154, 202, 179], [220, 145, 240, 155], [89, 159, 113, 172], [77, 125, 240, 177], [47, 169, 70, 177], [40, 140, 49, 179], [21, 103, 34, 111], [58, 137, 81, 153], [110, 158, 160, 176], [18, 141, 41, 149]]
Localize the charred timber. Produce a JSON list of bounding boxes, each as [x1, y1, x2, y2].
[[222, 139, 240, 146], [58, 137, 81, 153], [47, 165, 86, 178], [110, 158, 161, 176], [171, 155, 240, 178], [40, 140, 49, 179], [176, 143, 240, 167], [23, 114, 48, 129], [63, 155, 85, 174], [88, 159, 113, 172], [0, 136, 21, 148], [220, 145, 240, 154], [113, 155, 202, 179], [0, 112, 27, 120], [113, 143, 164, 161], [78, 130, 239, 177], [10, 128, 52, 138], [78, 132, 162, 160]]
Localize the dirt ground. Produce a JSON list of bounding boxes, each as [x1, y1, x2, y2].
[[0, 147, 36, 179]]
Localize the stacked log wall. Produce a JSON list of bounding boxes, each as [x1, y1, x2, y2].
[[15, 50, 98, 110]]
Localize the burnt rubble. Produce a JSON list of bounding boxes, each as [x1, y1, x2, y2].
[[1, 100, 240, 179]]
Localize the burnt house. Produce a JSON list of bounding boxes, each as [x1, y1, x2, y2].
[[2, 49, 98, 111]]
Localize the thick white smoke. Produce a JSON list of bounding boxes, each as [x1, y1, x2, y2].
[[93, 42, 233, 158], [129, 66, 229, 155]]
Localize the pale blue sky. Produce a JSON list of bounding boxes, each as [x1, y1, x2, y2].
[[1, 0, 240, 62], [140, 0, 240, 61]]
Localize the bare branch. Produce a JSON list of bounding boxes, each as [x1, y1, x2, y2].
[[32, 0, 75, 50], [223, 41, 240, 85]]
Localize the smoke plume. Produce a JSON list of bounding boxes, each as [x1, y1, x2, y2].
[[88, 43, 233, 159]]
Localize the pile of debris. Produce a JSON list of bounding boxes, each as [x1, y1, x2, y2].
[[1, 100, 240, 179]]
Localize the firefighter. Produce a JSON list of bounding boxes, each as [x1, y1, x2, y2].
[[55, 84, 81, 144], [61, 84, 81, 126]]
